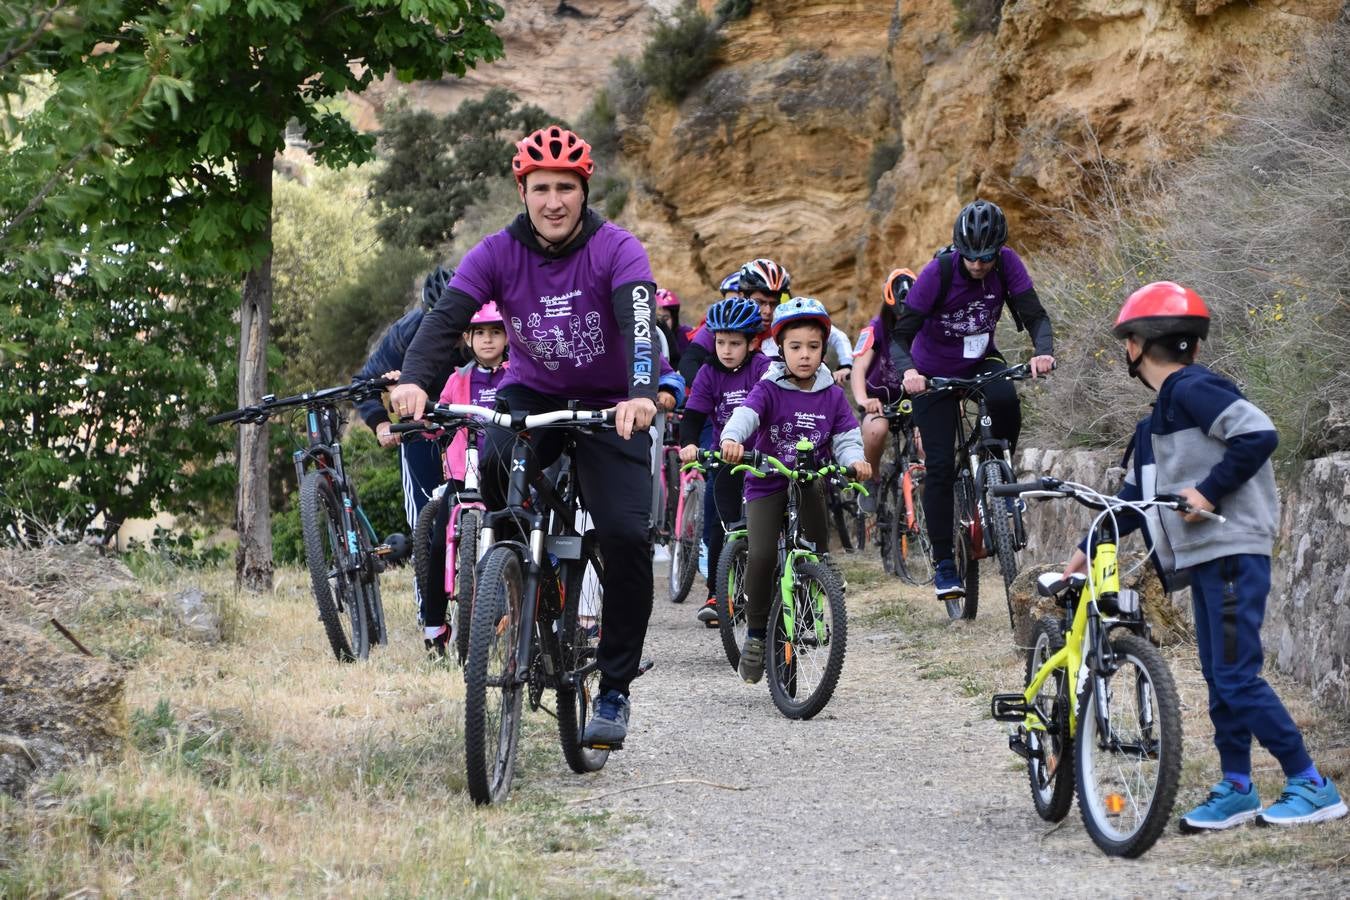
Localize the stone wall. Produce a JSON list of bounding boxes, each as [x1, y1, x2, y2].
[[1016, 446, 1350, 713]]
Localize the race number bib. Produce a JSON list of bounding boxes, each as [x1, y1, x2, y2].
[[963, 332, 991, 359]]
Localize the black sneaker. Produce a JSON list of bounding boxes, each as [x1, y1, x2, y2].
[[738, 636, 765, 684], [582, 689, 630, 748], [696, 597, 719, 627], [424, 626, 449, 661]]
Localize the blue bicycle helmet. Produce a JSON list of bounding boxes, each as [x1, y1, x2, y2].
[[705, 297, 762, 335], [422, 264, 454, 311], [718, 271, 741, 296], [770, 296, 831, 340]]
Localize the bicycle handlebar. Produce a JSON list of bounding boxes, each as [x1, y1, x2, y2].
[[991, 476, 1226, 522], [421, 403, 615, 432], [208, 375, 397, 426], [927, 362, 1040, 393]]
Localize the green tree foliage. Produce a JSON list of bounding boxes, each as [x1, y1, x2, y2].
[[312, 244, 431, 383], [640, 1, 722, 104], [370, 88, 553, 250]]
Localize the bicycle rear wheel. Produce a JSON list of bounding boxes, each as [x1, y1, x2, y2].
[[714, 535, 749, 670], [464, 544, 525, 805], [1025, 617, 1073, 822], [454, 508, 482, 667], [949, 477, 980, 621], [897, 467, 935, 587], [669, 476, 705, 603], [299, 471, 367, 662], [1075, 632, 1182, 857], [767, 559, 847, 720], [557, 534, 609, 774]]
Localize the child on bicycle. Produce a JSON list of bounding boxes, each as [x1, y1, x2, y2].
[[850, 267, 916, 510], [678, 296, 771, 627], [422, 302, 508, 656], [1062, 281, 1345, 831], [719, 298, 869, 684]]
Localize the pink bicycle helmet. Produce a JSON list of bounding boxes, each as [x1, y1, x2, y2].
[[656, 288, 681, 308], [469, 302, 503, 328]]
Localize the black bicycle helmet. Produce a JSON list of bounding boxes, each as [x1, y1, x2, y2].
[[952, 199, 1008, 259], [737, 258, 791, 297], [422, 264, 454, 311]]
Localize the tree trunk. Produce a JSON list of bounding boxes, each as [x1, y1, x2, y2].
[[234, 153, 275, 592]]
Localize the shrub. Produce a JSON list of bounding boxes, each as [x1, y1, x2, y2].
[[952, 0, 1005, 38], [714, 0, 753, 25], [640, 1, 723, 104]]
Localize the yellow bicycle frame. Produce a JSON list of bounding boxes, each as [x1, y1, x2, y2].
[[1019, 541, 1120, 737]]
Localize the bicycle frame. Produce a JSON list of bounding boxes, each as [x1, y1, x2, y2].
[[442, 445, 487, 594]]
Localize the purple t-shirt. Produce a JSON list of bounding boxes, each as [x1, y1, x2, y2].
[[740, 377, 859, 502], [904, 247, 1034, 377], [449, 222, 654, 406], [856, 317, 903, 403], [686, 351, 771, 440], [470, 365, 505, 409], [691, 324, 715, 353]]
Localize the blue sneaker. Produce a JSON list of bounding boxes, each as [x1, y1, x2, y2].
[[1178, 780, 1261, 833], [581, 689, 630, 748], [1257, 776, 1349, 827], [934, 559, 964, 601]]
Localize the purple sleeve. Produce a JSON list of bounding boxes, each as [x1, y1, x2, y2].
[[448, 232, 502, 305], [686, 367, 715, 414], [999, 248, 1035, 296], [832, 387, 859, 434], [693, 327, 715, 353], [750, 352, 771, 379], [743, 379, 773, 421], [608, 228, 655, 290], [902, 257, 943, 316]]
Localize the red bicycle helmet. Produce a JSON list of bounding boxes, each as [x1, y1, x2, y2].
[[1112, 281, 1210, 340], [512, 126, 595, 181], [883, 267, 917, 307]]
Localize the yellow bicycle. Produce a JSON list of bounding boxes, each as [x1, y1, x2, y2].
[[989, 476, 1221, 857]]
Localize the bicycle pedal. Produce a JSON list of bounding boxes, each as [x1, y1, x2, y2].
[[584, 739, 623, 751], [1007, 733, 1032, 760], [991, 693, 1033, 722]]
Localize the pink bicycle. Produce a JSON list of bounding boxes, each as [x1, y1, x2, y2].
[[658, 412, 705, 604]]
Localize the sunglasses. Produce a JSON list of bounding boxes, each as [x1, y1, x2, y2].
[[962, 251, 998, 264]]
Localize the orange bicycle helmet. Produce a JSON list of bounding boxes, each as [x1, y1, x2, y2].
[[512, 126, 595, 181], [883, 268, 917, 306]]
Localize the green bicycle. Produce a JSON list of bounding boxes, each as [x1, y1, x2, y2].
[[989, 476, 1218, 857], [692, 443, 865, 720]]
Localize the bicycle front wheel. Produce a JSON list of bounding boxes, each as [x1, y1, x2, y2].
[[897, 467, 935, 587], [454, 508, 482, 667], [557, 534, 609, 774], [1075, 632, 1182, 857], [299, 471, 367, 662], [412, 490, 445, 623], [714, 536, 749, 670], [982, 463, 1021, 625], [949, 476, 980, 621], [875, 470, 899, 575], [1025, 617, 1073, 822], [464, 544, 525, 806], [767, 559, 847, 719], [669, 476, 705, 604]]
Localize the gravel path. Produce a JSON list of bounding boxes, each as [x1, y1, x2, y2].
[[546, 557, 1350, 898]]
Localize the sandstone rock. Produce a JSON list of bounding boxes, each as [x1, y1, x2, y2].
[[0, 619, 127, 798]]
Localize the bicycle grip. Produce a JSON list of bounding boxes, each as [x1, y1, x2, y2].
[[988, 481, 1042, 497], [206, 410, 240, 425], [389, 421, 429, 434]]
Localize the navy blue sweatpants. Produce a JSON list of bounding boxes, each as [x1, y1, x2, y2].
[[1189, 554, 1311, 777]]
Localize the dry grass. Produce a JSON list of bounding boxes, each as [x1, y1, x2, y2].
[[837, 552, 1350, 869], [0, 560, 631, 897]]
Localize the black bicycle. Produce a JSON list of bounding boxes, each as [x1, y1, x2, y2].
[[826, 471, 866, 554], [872, 398, 933, 585], [209, 377, 407, 661], [924, 363, 1037, 623], [401, 402, 624, 805]]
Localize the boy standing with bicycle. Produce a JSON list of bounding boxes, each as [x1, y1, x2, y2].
[[1064, 281, 1346, 831], [719, 298, 868, 684]]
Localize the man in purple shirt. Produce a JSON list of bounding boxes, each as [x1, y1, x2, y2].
[[889, 199, 1056, 601], [391, 125, 658, 748]]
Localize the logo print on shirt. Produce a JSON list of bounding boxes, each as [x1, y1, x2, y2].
[[511, 308, 606, 372], [632, 285, 653, 386]]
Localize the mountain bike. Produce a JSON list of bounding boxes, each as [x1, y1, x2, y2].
[[989, 476, 1217, 857], [209, 377, 407, 662], [693, 444, 863, 719], [826, 473, 866, 554], [410, 402, 623, 806], [925, 362, 1037, 623], [872, 397, 932, 585], [410, 432, 486, 667], [658, 411, 705, 603]]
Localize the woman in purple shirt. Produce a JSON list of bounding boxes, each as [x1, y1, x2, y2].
[[889, 199, 1056, 602], [392, 126, 660, 749]]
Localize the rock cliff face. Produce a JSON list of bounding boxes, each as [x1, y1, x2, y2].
[[619, 0, 1339, 325]]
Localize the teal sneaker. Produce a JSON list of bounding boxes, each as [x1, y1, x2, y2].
[[1178, 781, 1261, 833], [1257, 776, 1349, 827]]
